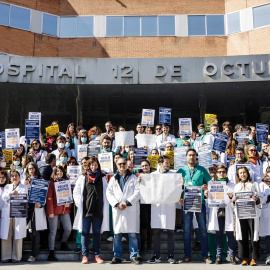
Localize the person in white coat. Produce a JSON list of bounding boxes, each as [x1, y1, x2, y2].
[[51, 136, 72, 165], [106, 157, 141, 265], [156, 123, 176, 151], [1, 170, 28, 263], [246, 144, 263, 177], [29, 139, 47, 166], [205, 165, 236, 265], [147, 155, 178, 264], [232, 166, 262, 266], [259, 169, 270, 265], [73, 157, 109, 264]]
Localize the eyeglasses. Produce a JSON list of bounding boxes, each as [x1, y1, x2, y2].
[[156, 128, 161, 130], [118, 163, 126, 166], [28, 167, 35, 170], [217, 171, 226, 174], [249, 149, 257, 152], [70, 161, 76, 164]]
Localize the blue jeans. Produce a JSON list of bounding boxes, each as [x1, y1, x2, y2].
[[114, 233, 138, 259], [81, 216, 103, 257], [183, 204, 208, 258], [266, 236, 270, 256], [216, 216, 235, 257]]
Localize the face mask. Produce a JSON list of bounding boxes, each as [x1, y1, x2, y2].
[[199, 129, 204, 135], [60, 157, 67, 163], [65, 142, 70, 148], [13, 161, 20, 166], [33, 157, 36, 163], [125, 148, 130, 153], [1, 162, 6, 168], [103, 147, 110, 151], [161, 167, 169, 173], [58, 143, 65, 149], [91, 135, 96, 140], [81, 138, 87, 143]]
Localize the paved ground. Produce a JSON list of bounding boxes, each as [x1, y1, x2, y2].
[[0, 261, 269, 269]]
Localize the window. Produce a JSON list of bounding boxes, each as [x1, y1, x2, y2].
[[206, 15, 224, 35], [227, 11, 240, 34], [60, 17, 77, 37], [0, 3, 9, 26], [141, 16, 157, 36], [106, 16, 123, 36], [159, 16, 175, 36], [42, 13, 57, 36], [253, 4, 270, 29], [124, 16, 140, 36], [77, 16, 94, 37], [188, 16, 206, 36], [10, 6, 30, 30]]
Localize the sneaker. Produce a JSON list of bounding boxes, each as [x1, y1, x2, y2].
[[27, 256, 36, 262], [131, 258, 142, 265], [110, 257, 122, 264], [107, 236, 114, 242], [230, 256, 237, 265], [94, 257, 104, 264], [122, 237, 127, 242], [81, 257, 89, 264], [178, 257, 191, 263], [250, 259, 257, 266], [241, 258, 250, 265], [168, 255, 177, 264], [137, 256, 143, 263], [266, 256, 270, 265], [203, 257, 213, 264], [74, 247, 81, 254], [215, 256, 222, 264], [148, 255, 161, 263]]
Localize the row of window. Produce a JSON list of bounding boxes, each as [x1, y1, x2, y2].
[[0, 2, 269, 37]]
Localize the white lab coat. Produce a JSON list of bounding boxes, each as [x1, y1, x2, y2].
[[156, 134, 176, 150], [233, 181, 262, 241], [207, 180, 235, 232], [259, 182, 270, 237], [52, 148, 72, 165], [151, 170, 176, 230], [204, 133, 215, 149], [73, 174, 109, 233], [1, 183, 28, 240], [0, 187, 5, 233], [106, 173, 140, 234], [263, 160, 270, 175]]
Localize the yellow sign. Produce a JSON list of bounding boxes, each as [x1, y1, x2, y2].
[[164, 151, 174, 170], [204, 114, 217, 131], [45, 125, 59, 138], [3, 149, 13, 170], [148, 155, 160, 171]]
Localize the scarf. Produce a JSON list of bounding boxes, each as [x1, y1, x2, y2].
[[86, 169, 100, 183], [33, 150, 41, 161], [217, 177, 228, 184], [248, 155, 258, 165]]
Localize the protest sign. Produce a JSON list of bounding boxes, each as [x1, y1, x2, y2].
[[87, 140, 100, 158], [5, 128, 20, 150], [45, 125, 59, 138], [159, 107, 172, 125], [54, 180, 73, 206], [236, 132, 249, 148], [178, 118, 192, 136], [235, 191, 257, 219], [164, 150, 174, 170], [98, 152, 114, 174], [25, 120, 40, 140], [227, 155, 236, 167], [174, 146, 188, 170], [3, 149, 12, 170], [184, 186, 202, 212], [115, 131, 134, 147], [139, 173, 182, 204], [28, 179, 49, 206], [0, 131, 5, 149], [77, 145, 88, 162], [137, 134, 156, 148], [204, 114, 217, 131], [213, 132, 229, 153], [198, 144, 213, 168], [67, 165, 82, 185], [10, 194, 28, 218], [256, 123, 269, 144], [29, 112, 41, 124], [141, 109, 155, 127], [133, 148, 148, 168], [208, 181, 226, 208], [148, 155, 160, 172]]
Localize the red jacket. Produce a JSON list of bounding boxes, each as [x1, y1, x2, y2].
[[46, 178, 72, 216]]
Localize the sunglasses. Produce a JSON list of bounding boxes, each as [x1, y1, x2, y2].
[[217, 171, 226, 174], [156, 128, 161, 130], [118, 163, 126, 166], [250, 149, 257, 152], [32, 143, 38, 145], [70, 161, 76, 164]]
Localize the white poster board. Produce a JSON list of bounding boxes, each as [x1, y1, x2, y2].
[[98, 152, 114, 175], [178, 118, 192, 136], [137, 134, 156, 148], [5, 128, 20, 150], [115, 131, 134, 147], [141, 109, 155, 127], [54, 180, 73, 206]]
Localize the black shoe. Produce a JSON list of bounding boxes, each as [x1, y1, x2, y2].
[[74, 247, 81, 254], [61, 242, 70, 251], [215, 256, 222, 264], [230, 256, 237, 265], [137, 256, 143, 263], [110, 257, 122, 264], [131, 258, 142, 265], [168, 255, 177, 264], [148, 255, 161, 263], [47, 252, 58, 262]]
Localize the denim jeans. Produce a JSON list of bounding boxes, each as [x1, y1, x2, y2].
[[216, 216, 235, 257], [182, 204, 208, 258], [266, 235, 270, 256], [81, 216, 103, 257], [113, 233, 138, 259]]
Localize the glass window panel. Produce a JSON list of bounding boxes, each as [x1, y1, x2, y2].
[[60, 17, 77, 37], [42, 13, 57, 36], [159, 16, 175, 36], [188, 15, 206, 36], [227, 12, 240, 34], [141, 16, 157, 36], [0, 3, 9, 26], [77, 16, 93, 37], [10, 6, 30, 30], [106, 16, 123, 36], [253, 4, 270, 29], [206, 15, 224, 35], [124, 16, 140, 36]]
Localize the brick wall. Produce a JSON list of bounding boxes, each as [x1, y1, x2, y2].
[[225, 0, 270, 13]]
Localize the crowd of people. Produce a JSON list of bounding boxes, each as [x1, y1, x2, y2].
[[0, 119, 270, 266]]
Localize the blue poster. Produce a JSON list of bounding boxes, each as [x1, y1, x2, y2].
[[227, 155, 236, 167], [25, 120, 40, 140], [28, 179, 49, 206], [198, 144, 213, 169], [256, 123, 269, 144], [213, 132, 229, 153], [159, 107, 172, 125], [0, 131, 5, 149]]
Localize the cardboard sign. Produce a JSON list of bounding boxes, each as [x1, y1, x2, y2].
[[148, 155, 160, 172], [204, 114, 217, 131], [178, 118, 192, 136], [208, 181, 226, 208], [10, 194, 28, 218], [141, 109, 155, 127], [98, 152, 114, 175], [28, 179, 49, 206], [184, 186, 202, 212], [5, 128, 20, 150], [45, 125, 59, 138], [159, 107, 172, 125], [198, 144, 213, 169], [54, 180, 73, 206]]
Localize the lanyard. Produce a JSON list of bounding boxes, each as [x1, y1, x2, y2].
[[188, 167, 195, 181]]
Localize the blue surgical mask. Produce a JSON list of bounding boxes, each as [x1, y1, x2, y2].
[[161, 167, 169, 173], [103, 147, 110, 151], [13, 161, 20, 166], [33, 157, 36, 163], [91, 135, 96, 140], [65, 142, 70, 148], [81, 137, 87, 143], [199, 129, 205, 135], [125, 148, 130, 153], [60, 157, 67, 163]]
